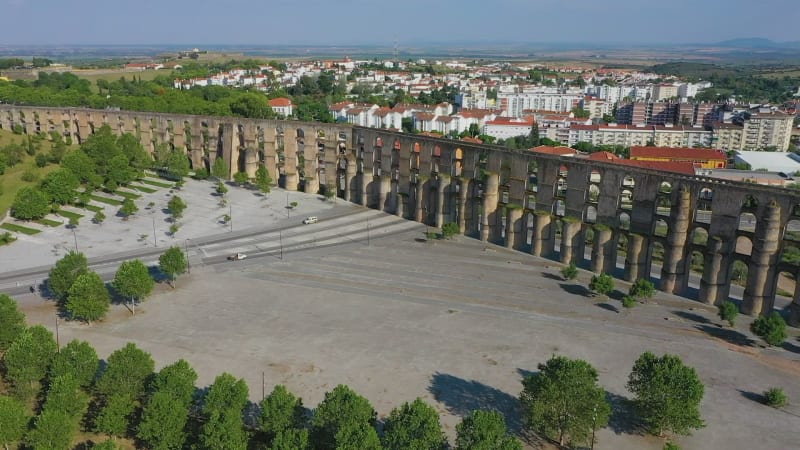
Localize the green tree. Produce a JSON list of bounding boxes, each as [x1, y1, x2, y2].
[[61, 149, 100, 185], [627, 352, 705, 436], [107, 154, 136, 186], [199, 373, 250, 450], [48, 251, 88, 302], [589, 273, 615, 297], [259, 385, 305, 439], [159, 246, 187, 288], [270, 428, 310, 450], [233, 171, 249, 185], [212, 157, 228, 179], [117, 132, 151, 171], [11, 186, 50, 220], [629, 278, 655, 300], [230, 93, 276, 119], [0, 395, 28, 450], [48, 340, 99, 389], [166, 151, 191, 180], [113, 259, 154, 315], [750, 312, 787, 346], [81, 125, 123, 176], [93, 210, 106, 224], [216, 181, 229, 196], [717, 301, 739, 327], [334, 422, 382, 450], [95, 342, 155, 401], [95, 393, 135, 438], [41, 374, 88, 420], [138, 359, 198, 450], [311, 384, 377, 450], [520, 355, 610, 447], [255, 165, 272, 195], [119, 198, 138, 219], [40, 169, 79, 205], [572, 107, 591, 119], [168, 195, 187, 220], [3, 325, 58, 396], [66, 272, 110, 324], [441, 222, 459, 239], [561, 262, 578, 280], [25, 409, 74, 450], [0, 294, 26, 352], [454, 410, 521, 450], [382, 398, 445, 450], [762, 387, 787, 408]]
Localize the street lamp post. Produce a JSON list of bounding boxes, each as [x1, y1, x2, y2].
[[229, 204, 233, 232], [72, 228, 78, 252], [184, 239, 191, 274], [152, 214, 157, 247]]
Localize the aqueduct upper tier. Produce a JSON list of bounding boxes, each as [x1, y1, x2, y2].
[[2, 105, 800, 324]]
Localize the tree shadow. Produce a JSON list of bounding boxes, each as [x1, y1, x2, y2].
[[541, 272, 564, 281], [694, 324, 755, 346], [428, 372, 523, 434], [673, 310, 712, 324], [147, 265, 171, 284], [738, 389, 764, 404], [606, 392, 644, 436], [558, 283, 590, 297], [608, 290, 625, 301], [782, 339, 800, 355], [597, 302, 620, 314]]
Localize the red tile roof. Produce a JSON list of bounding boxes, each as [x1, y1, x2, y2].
[[629, 146, 726, 161], [588, 151, 618, 161], [532, 145, 575, 155], [268, 97, 292, 107]]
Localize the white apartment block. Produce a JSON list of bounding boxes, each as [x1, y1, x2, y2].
[[740, 110, 794, 150], [498, 87, 583, 116]]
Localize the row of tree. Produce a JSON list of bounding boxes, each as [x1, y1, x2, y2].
[[1, 295, 522, 449]]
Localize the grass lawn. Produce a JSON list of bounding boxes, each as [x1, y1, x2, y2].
[[140, 178, 174, 189], [74, 68, 166, 93], [55, 209, 84, 221], [115, 190, 141, 200], [0, 130, 78, 217], [83, 204, 104, 213], [0, 222, 42, 235], [89, 195, 123, 206], [130, 184, 158, 193], [35, 218, 63, 227]]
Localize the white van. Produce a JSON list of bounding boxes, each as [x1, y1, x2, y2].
[[303, 216, 318, 224]]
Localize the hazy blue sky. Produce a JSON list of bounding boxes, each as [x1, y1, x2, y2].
[[1, 0, 798, 45]]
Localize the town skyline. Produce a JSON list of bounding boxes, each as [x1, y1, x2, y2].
[[2, 0, 799, 46]]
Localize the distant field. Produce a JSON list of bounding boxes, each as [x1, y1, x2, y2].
[[759, 69, 800, 79], [73, 69, 168, 92]]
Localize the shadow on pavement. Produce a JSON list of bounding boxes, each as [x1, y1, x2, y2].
[[694, 324, 755, 346], [428, 372, 523, 434], [606, 392, 644, 436], [673, 310, 712, 324], [558, 283, 590, 297]]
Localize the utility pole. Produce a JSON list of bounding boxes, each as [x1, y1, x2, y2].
[[367, 217, 370, 246], [72, 228, 78, 252], [286, 192, 290, 218], [185, 239, 191, 274], [229, 204, 233, 232], [152, 214, 157, 247], [279, 231, 284, 260], [55, 313, 60, 350]]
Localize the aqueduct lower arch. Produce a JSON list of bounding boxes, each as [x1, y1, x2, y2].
[[2, 105, 800, 324]]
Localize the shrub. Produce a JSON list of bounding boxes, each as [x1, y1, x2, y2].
[[589, 273, 614, 296], [560, 263, 578, 280], [762, 387, 788, 408], [290, 201, 298, 208], [630, 278, 655, 299], [622, 295, 637, 308], [664, 442, 681, 450], [193, 167, 210, 179], [441, 222, 460, 239], [20, 169, 37, 182], [750, 312, 787, 346], [35, 152, 48, 167], [717, 301, 739, 326]]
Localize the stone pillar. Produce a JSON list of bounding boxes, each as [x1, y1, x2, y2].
[[661, 189, 691, 294], [591, 227, 613, 273], [244, 148, 258, 178], [379, 175, 392, 212], [481, 173, 499, 242], [560, 219, 582, 264], [458, 178, 468, 234], [344, 157, 357, 202], [396, 193, 406, 218], [531, 213, 552, 257], [503, 208, 521, 249], [743, 202, 782, 316], [304, 176, 320, 195], [414, 181, 424, 222], [360, 173, 370, 207], [699, 237, 726, 305], [789, 270, 800, 326], [624, 234, 648, 282], [284, 137, 299, 190], [436, 176, 451, 228]]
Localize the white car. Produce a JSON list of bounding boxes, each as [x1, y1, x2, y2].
[[227, 253, 247, 261], [303, 216, 318, 224]]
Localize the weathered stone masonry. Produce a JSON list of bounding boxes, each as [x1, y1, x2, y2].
[[3, 106, 800, 324]]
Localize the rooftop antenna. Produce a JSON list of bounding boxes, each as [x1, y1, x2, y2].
[[393, 38, 399, 63]]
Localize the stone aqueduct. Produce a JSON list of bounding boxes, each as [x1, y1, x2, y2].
[[2, 105, 800, 324]]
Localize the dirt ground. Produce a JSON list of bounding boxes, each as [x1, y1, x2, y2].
[[17, 225, 800, 450]]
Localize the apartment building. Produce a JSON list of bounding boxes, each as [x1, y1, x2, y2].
[[483, 116, 534, 140], [652, 84, 679, 101], [617, 101, 719, 127], [738, 109, 794, 150], [497, 87, 583, 116]]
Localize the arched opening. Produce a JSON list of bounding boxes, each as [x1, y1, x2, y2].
[[433, 145, 442, 157], [650, 241, 665, 267], [393, 139, 401, 150], [777, 270, 795, 298], [657, 193, 672, 213], [785, 220, 800, 242], [618, 212, 631, 231], [620, 189, 633, 210], [742, 194, 758, 210], [455, 148, 463, 159], [689, 250, 705, 275], [556, 176, 567, 198], [584, 205, 597, 224], [691, 227, 708, 247], [587, 184, 600, 203], [413, 142, 421, 153], [622, 175, 635, 188], [781, 244, 800, 266], [736, 235, 753, 256], [730, 260, 749, 288], [654, 219, 669, 238], [738, 212, 757, 231], [659, 181, 672, 194], [617, 233, 629, 259], [554, 199, 566, 217], [584, 226, 595, 247], [526, 212, 535, 245], [559, 164, 569, 178], [297, 128, 305, 139], [697, 187, 713, 211], [589, 169, 601, 183]]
